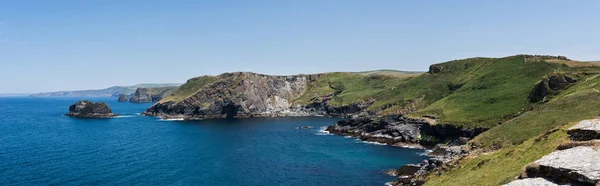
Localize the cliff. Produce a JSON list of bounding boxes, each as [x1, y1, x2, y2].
[[129, 87, 178, 103], [145, 72, 317, 118]]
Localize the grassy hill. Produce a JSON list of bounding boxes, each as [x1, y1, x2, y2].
[[153, 55, 600, 185]]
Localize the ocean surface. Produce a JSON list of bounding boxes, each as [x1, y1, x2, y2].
[[0, 97, 426, 185]]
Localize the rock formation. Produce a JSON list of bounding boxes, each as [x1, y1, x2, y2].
[[144, 72, 329, 119], [65, 100, 117, 118], [529, 74, 577, 102], [117, 94, 128, 102], [506, 119, 600, 185], [568, 119, 600, 141]]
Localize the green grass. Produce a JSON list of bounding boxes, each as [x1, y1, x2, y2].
[[408, 56, 559, 128], [293, 72, 410, 107], [424, 126, 570, 186], [160, 75, 218, 103], [473, 73, 600, 148]]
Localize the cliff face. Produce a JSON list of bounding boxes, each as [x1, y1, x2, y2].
[[144, 72, 318, 119], [129, 87, 178, 103]]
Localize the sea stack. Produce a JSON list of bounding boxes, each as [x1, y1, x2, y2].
[[117, 94, 128, 102], [65, 100, 117, 118]]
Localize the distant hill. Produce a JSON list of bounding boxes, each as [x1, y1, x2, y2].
[[0, 93, 31, 97], [30, 83, 181, 97], [352, 69, 424, 77]]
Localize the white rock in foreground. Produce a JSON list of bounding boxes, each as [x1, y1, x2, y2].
[[503, 178, 563, 186], [535, 146, 600, 185], [568, 119, 600, 141]]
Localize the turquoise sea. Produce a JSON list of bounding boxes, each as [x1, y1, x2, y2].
[[0, 97, 425, 185]]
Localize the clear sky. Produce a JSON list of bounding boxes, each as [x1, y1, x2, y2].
[[1, 0, 599, 93]]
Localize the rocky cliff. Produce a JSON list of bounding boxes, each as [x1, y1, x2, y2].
[[65, 100, 117, 118], [144, 72, 325, 119], [129, 87, 178, 103]]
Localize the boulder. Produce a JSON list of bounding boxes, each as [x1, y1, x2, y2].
[[65, 100, 117, 118], [398, 164, 421, 176], [534, 146, 600, 185], [568, 119, 600, 141]]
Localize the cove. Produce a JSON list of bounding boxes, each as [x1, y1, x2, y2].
[[0, 97, 426, 185]]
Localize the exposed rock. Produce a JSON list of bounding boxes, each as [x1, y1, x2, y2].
[[386, 169, 399, 176], [529, 74, 577, 103], [533, 146, 600, 185], [117, 94, 128, 102], [398, 164, 422, 176], [65, 100, 116, 118], [568, 119, 600, 141], [326, 116, 485, 148], [428, 65, 443, 74], [144, 72, 359, 119], [503, 178, 562, 186]]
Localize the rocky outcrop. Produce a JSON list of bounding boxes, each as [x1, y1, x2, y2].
[[526, 146, 600, 185], [529, 74, 577, 102], [117, 94, 128, 102], [568, 119, 600, 141], [129, 87, 177, 103], [510, 119, 600, 186], [65, 100, 117, 118], [144, 72, 366, 119], [326, 115, 485, 148], [503, 178, 562, 186]]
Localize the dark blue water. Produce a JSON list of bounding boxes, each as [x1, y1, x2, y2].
[[0, 97, 425, 185]]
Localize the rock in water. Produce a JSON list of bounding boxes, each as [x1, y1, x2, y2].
[[65, 100, 116, 118], [117, 94, 128, 102]]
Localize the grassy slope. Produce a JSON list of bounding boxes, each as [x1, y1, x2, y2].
[[424, 126, 570, 186], [473, 72, 600, 148], [159, 76, 218, 103], [411, 56, 558, 128], [293, 72, 411, 107], [424, 68, 600, 185]]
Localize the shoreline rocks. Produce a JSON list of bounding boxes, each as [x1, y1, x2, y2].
[[65, 100, 117, 118]]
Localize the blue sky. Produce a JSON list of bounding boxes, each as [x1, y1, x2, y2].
[[1, 0, 599, 93]]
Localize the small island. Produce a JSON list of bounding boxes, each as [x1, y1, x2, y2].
[[65, 100, 118, 118]]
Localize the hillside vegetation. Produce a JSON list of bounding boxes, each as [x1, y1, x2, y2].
[[155, 55, 600, 185]]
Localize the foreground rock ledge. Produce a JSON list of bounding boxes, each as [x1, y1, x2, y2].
[[503, 178, 563, 186], [65, 100, 117, 118], [568, 119, 600, 141], [533, 146, 600, 185]]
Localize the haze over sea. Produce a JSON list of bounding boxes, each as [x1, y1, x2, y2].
[[0, 97, 425, 185]]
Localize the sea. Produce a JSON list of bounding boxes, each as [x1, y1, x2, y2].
[[0, 97, 425, 185]]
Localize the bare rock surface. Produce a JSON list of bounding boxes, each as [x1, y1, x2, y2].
[[568, 119, 600, 141], [535, 146, 600, 185], [503, 178, 563, 186]]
